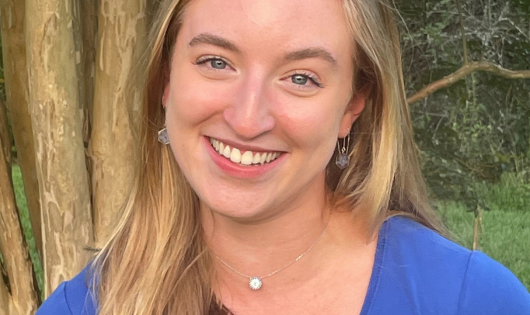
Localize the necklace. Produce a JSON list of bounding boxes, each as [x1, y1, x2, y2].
[[213, 214, 332, 291]]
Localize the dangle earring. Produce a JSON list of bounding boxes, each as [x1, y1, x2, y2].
[[158, 124, 169, 144], [335, 132, 351, 169], [158, 102, 170, 144]]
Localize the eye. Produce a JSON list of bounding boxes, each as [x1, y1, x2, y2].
[[194, 56, 231, 71], [210, 59, 227, 69], [292, 74, 308, 85], [287, 71, 323, 89]]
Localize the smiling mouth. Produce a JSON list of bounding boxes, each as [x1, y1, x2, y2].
[[209, 138, 282, 166]]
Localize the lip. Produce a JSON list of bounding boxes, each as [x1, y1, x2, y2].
[[203, 136, 285, 179]]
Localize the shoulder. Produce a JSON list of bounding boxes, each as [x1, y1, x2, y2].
[[363, 216, 530, 314], [36, 266, 97, 315], [458, 251, 530, 314]]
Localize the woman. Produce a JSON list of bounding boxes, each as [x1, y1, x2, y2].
[[37, 0, 530, 314]]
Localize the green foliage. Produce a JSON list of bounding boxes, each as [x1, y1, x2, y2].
[[11, 165, 44, 296], [473, 172, 530, 212], [396, 0, 530, 209]]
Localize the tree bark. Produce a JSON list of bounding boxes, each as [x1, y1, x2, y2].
[[0, 136, 39, 315], [25, 0, 94, 295], [0, 275, 8, 315], [0, 0, 43, 262], [90, 0, 147, 243], [407, 61, 530, 104], [79, 0, 98, 146], [0, 99, 11, 167]]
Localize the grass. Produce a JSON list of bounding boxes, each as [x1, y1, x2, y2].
[[8, 167, 530, 294], [439, 201, 530, 289], [437, 172, 530, 290]]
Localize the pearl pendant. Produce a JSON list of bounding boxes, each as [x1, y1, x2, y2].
[[249, 277, 263, 290]]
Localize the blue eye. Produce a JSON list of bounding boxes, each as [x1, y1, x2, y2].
[[194, 56, 230, 70], [210, 59, 227, 69], [292, 74, 309, 85], [288, 72, 323, 88]]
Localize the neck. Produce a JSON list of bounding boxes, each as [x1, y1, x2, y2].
[[201, 188, 331, 283]]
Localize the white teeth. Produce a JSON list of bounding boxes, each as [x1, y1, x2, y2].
[[230, 148, 241, 163], [252, 153, 261, 164], [210, 138, 281, 166], [223, 145, 231, 158], [241, 151, 253, 165], [260, 153, 267, 164]]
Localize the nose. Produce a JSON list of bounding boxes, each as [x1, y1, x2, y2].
[[223, 74, 275, 139]]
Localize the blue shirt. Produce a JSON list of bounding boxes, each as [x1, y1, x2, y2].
[[37, 216, 530, 314]]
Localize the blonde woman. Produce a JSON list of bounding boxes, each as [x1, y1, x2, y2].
[[37, 0, 530, 314]]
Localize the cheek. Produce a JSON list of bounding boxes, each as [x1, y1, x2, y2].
[[271, 92, 344, 149], [166, 66, 236, 128]]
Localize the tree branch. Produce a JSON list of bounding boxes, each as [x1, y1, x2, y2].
[[407, 61, 530, 105]]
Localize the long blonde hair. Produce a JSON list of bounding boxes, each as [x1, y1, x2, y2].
[[92, 0, 444, 314]]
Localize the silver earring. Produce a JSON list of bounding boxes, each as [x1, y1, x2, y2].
[[158, 126, 169, 144], [335, 133, 350, 169]]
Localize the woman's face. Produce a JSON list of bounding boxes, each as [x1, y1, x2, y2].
[[163, 0, 365, 220]]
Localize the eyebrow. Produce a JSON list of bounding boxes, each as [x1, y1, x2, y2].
[[284, 48, 338, 68], [189, 33, 241, 53], [188, 33, 338, 67]]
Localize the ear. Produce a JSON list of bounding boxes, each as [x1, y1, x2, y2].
[[338, 92, 366, 138], [161, 65, 171, 108], [162, 83, 170, 108]]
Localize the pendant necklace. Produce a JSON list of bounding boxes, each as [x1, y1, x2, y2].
[[213, 214, 331, 291]]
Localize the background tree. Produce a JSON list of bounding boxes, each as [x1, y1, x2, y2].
[[25, 0, 94, 295], [89, 0, 147, 243], [397, 0, 530, 206], [0, 0, 150, 313], [0, 0, 40, 313]]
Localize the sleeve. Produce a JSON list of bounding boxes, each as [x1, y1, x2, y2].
[[457, 251, 530, 315], [35, 282, 73, 315]]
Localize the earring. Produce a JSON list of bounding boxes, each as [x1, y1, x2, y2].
[[335, 133, 350, 169], [158, 126, 169, 144]]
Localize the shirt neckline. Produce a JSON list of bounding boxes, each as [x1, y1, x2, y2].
[[358, 217, 390, 315]]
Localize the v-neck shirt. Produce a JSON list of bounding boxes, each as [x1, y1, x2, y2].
[[36, 216, 530, 315]]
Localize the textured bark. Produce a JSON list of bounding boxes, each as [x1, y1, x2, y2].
[[0, 277, 8, 315], [0, 0, 43, 261], [79, 0, 98, 145], [90, 0, 147, 243], [25, 0, 94, 295], [0, 136, 39, 315], [0, 99, 11, 167]]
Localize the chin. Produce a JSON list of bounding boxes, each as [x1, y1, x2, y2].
[[199, 192, 273, 222]]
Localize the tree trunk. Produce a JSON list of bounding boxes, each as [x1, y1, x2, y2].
[[79, 0, 98, 146], [90, 0, 147, 243], [0, 135, 39, 315], [0, 0, 43, 263], [0, 99, 11, 167], [25, 0, 94, 296]]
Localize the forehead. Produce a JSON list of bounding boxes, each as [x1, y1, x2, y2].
[[179, 0, 353, 60]]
